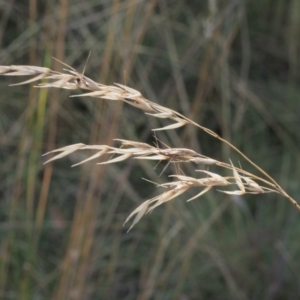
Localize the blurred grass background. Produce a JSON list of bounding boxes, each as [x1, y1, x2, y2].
[[1, 0, 300, 299]]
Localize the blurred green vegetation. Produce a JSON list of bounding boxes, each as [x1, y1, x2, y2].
[[1, 0, 300, 299]]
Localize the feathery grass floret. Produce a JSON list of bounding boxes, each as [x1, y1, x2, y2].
[[1, 62, 299, 231]]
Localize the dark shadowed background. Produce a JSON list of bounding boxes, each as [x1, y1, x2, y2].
[[1, 0, 300, 299]]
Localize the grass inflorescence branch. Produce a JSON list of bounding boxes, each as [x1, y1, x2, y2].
[[1, 62, 299, 230]]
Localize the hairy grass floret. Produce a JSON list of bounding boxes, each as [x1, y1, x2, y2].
[[1, 62, 299, 230]]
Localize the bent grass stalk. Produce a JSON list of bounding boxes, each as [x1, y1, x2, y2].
[[1, 63, 299, 230]]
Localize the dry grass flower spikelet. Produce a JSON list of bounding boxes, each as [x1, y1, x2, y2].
[[1, 62, 299, 230]]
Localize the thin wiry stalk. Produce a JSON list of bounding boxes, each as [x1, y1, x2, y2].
[[1, 63, 299, 230]]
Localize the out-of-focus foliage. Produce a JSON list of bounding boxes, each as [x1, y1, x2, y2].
[[0, 0, 300, 299]]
